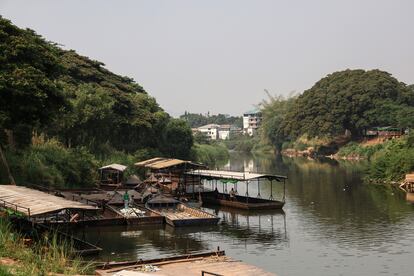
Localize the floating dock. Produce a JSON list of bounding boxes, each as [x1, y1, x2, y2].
[[95, 250, 276, 276], [146, 195, 219, 227]]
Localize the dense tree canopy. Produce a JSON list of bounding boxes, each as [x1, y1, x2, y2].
[[0, 16, 193, 159], [281, 69, 414, 139]]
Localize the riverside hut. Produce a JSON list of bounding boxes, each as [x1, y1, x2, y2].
[[135, 157, 205, 194], [98, 164, 127, 188]]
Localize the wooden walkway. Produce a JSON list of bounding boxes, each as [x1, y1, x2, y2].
[[0, 185, 97, 216]]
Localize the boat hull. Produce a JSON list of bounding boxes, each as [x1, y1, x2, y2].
[[201, 192, 285, 210]]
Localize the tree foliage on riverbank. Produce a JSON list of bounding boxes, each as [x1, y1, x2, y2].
[[191, 142, 229, 167], [260, 70, 414, 151], [259, 69, 414, 180], [0, 17, 194, 186], [368, 136, 414, 182], [283, 70, 414, 139]]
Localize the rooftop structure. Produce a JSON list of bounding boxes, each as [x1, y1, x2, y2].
[[197, 124, 220, 140], [98, 163, 127, 187], [0, 185, 98, 217]]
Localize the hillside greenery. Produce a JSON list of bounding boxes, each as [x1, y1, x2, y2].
[[259, 69, 414, 181], [260, 70, 414, 152], [261, 70, 414, 149], [0, 16, 194, 187], [282, 69, 414, 139], [180, 112, 242, 128]]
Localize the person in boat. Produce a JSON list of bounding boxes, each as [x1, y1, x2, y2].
[[214, 187, 219, 198], [123, 190, 130, 210], [229, 187, 236, 201]]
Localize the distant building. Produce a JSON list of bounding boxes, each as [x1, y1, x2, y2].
[[243, 109, 262, 136], [197, 124, 220, 140], [218, 124, 231, 140]]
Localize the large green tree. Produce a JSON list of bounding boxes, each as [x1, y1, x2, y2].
[[0, 16, 194, 160], [0, 17, 66, 146], [282, 69, 414, 139]]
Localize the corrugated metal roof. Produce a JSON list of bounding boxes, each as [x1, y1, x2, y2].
[[0, 185, 98, 216], [185, 170, 287, 181], [135, 157, 204, 170], [99, 164, 127, 172]]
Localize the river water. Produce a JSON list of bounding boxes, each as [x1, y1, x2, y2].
[[76, 153, 414, 276]]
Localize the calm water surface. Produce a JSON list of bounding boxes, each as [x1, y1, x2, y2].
[[76, 153, 414, 276]]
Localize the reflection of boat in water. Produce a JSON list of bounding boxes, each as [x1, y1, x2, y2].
[[146, 195, 219, 227], [201, 191, 285, 210]]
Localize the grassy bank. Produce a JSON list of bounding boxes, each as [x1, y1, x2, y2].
[[0, 218, 91, 275], [336, 141, 385, 160], [191, 142, 229, 167]]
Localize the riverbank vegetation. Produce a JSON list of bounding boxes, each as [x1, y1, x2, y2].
[[367, 136, 414, 182], [191, 142, 229, 167], [0, 16, 196, 187], [259, 69, 414, 181], [0, 218, 91, 275]]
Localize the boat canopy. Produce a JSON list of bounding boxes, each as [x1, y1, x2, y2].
[[135, 157, 204, 170], [185, 170, 287, 182]]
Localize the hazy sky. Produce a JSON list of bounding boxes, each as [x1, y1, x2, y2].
[[1, 0, 414, 116]]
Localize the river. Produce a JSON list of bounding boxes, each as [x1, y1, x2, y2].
[[76, 152, 414, 276]]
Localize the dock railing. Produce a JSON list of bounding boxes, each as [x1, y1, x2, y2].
[[0, 198, 31, 217]]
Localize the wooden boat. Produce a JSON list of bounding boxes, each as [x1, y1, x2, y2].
[[201, 191, 285, 210], [146, 195, 219, 227]]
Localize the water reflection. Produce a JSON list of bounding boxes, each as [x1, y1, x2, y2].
[[75, 153, 414, 276]]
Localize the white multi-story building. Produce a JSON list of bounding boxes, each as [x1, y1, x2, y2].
[[197, 124, 220, 140], [218, 124, 231, 140], [243, 109, 262, 136]]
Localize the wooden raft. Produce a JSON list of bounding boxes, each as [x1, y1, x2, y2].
[[96, 252, 276, 276], [0, 185, 97, 216]]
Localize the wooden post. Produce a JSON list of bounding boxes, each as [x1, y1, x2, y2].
[[246, 181, 249, 203], [0, 145, 15, 185]]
